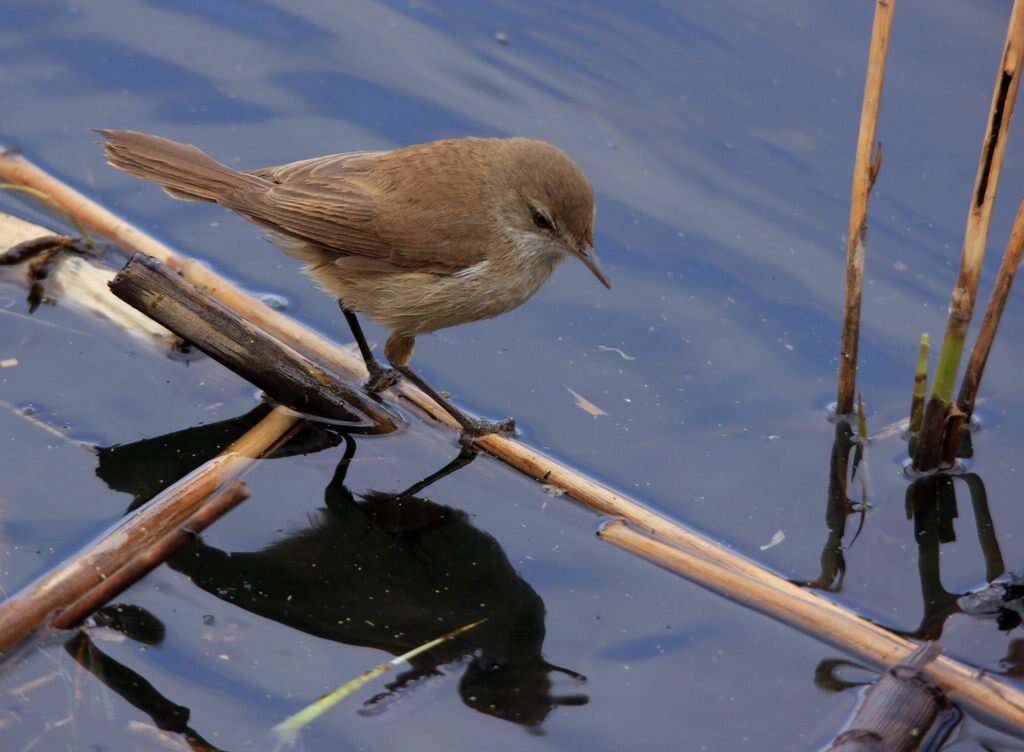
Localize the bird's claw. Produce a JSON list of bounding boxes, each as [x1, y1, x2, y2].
[[458, 417, 517, 447], [364, 366, 401, 394], [1, 234, 87, 313]]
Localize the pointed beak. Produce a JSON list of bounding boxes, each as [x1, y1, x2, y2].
[[576, 245, 612, 289]]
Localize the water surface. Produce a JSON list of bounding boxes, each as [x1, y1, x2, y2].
[[3, 1, 1024, 749]]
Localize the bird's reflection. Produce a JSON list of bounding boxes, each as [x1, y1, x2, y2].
[[65, 628, 222, 752], [96, 407, 587, 727], [97, 403, 344, 512]]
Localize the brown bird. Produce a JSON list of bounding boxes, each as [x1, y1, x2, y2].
[[96, 130, 610, 439]]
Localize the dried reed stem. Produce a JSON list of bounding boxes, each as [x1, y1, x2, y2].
[[0, 212, 174, 345], [599, 521, 1024, 731], [916, 0, 1024, 470], [826, 643, 947, 751], [957, 196, 1024, 420], [109, 254, 381, 427], [0, 407, 299, 654], [837, 0, 895, 416], [51, 480, 251, 630]]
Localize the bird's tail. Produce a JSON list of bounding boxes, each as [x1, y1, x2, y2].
[[95, 129, 267, 202]]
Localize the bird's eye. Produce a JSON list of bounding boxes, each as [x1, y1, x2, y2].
[[531, 208, 554, 231]]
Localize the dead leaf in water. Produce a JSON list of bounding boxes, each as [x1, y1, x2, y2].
[[759, 530, 785, 551], [567, 387, 607, 417]]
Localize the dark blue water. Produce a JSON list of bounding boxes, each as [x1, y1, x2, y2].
[[3, 1, 1024, 748]]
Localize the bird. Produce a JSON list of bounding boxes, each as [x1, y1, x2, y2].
[[96, 129, 610, 440]]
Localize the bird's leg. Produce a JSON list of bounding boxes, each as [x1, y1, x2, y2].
[[337, 301, 400, 392], [383, 333, 515, 443], [1, 235, 85, 313], [397, 445, 478, 498], [0, 235, 75, 267], [394, 364, 516, 444]]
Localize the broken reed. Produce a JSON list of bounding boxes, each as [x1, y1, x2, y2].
[[913, 0, 1024, 471], [50, 480, 251, 630], [957, 196, 1024, 421], [0, 405, 300, 655], [837, 0, 895, 416]]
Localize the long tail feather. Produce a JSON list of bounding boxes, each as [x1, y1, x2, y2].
[[95, 129, 267, 202]]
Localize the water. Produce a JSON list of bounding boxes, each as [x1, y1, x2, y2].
[[3, 1, 1024, 748]]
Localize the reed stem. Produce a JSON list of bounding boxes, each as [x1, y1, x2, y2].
[[837, 0, 896, 416], [914, 0, 1024, 470], [957, 196, 1024, 420], [0, 407, 299, 654], [51, 481, 251, 630]]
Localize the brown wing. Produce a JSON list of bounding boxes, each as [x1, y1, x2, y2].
[[228, 146, 488, 275], [230, 152, 390, 262]]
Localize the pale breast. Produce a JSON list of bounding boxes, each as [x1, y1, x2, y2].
[[308, 240, 565, 336]]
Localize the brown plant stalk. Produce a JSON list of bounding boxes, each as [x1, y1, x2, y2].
[[915, 0, 1024, 470], [0, 407, 300, 654], [109, 254, 384, 427], [957, 196, 1024, 420], [837, 0, 895, 416], [51, 480, 251, 630]]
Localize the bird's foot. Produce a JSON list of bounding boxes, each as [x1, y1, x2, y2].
[[0, 234, 87, 313], [364, 365, 401, 394], [458, 416, 517, 447]]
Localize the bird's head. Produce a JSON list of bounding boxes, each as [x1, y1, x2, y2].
[[499, 139, 610, 289]]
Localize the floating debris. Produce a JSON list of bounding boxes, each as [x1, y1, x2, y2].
[[273, 619, 485, 746], [256, 292, 290, 310], [759, 530, 785, 551], [598, 344, 636, 361], [567, 387, 607, 417], [0, 357, 16, 368]]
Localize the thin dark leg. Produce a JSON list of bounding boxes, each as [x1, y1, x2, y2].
[[337, 302, 400, 392], [395, 365, 515, 443], [338, 303, 378, 370], [1, 235, 83, 313], [327, 433, 358, 489], [399, 446, 477, 497]]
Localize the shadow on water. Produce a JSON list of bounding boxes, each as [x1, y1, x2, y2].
[[64, 628, 224, 752], [94, 406, 588, 730]]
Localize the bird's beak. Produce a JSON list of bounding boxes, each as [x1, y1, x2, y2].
[[576, 245, 612, 289]]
